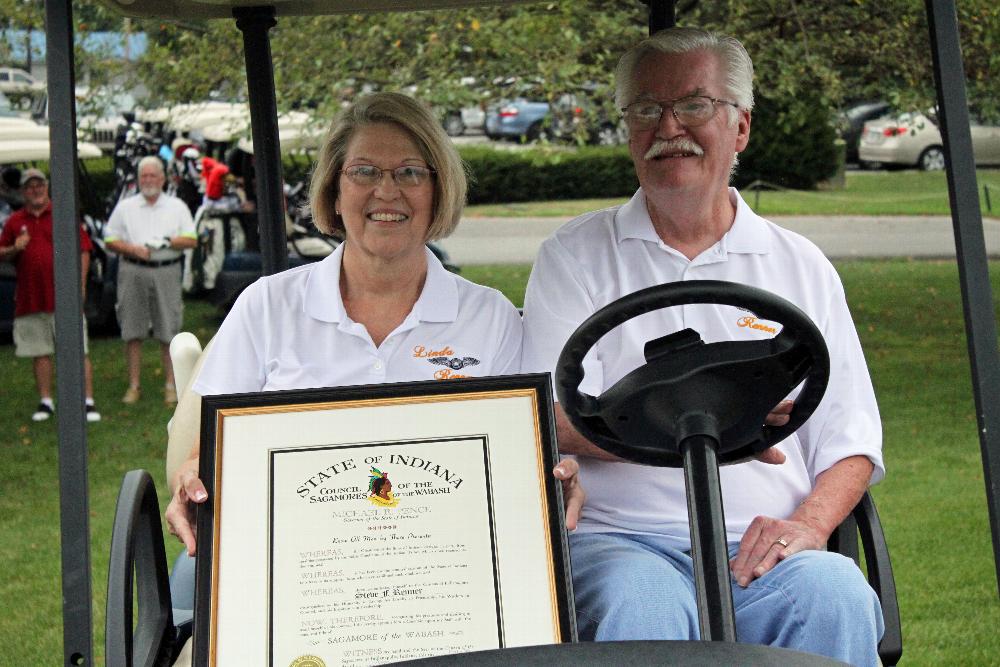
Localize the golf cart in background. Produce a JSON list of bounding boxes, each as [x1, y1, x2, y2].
[[0, 137, 118, 338]]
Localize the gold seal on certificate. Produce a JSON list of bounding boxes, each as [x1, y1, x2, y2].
[[195, 375, 576, 666], [289, 656, 326, 667]]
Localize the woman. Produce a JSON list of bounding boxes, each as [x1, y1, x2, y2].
[[165, 92, 583, 558]]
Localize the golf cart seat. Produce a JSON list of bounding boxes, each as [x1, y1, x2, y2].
[[106, 330, 901, 666]]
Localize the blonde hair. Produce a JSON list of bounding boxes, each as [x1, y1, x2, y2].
[[309, 92, 467, 241]]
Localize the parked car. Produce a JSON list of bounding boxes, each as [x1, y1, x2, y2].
[[485, 92, 624, 145], [0, 67, 44, 95], [0, 68, 44, 111], [442, 104, 486, 136], [836, 101, 891, 164], [858, 110, 1000, 170]]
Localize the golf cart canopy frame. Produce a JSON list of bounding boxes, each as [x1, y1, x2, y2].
[[43, 1, 999, 664]]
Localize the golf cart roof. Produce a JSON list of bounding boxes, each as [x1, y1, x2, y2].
[[0, 138, 103, 163], [106, 0, 534, 20]]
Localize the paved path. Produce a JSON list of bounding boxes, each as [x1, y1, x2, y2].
[[438, 215, 1000, 264]]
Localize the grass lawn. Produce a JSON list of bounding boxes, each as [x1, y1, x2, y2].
[[465, 168, 1000, 219], [2, 259, 999, 664]]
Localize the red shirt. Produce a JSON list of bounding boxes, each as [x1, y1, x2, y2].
[[0, 203, 92, 317]]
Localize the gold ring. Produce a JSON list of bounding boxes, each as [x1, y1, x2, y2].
[[774, 537, 789, 548]]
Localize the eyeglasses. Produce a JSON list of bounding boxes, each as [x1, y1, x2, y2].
[[340, 164, 436, 188], [622, 95, 740, 130]]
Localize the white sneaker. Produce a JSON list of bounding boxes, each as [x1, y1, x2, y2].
[[86, 404, 101, 423], [32, 402, 54, 422]]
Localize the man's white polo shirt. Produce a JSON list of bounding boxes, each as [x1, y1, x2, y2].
[[105, 192, 196, 261], [522, 187, 883, 548], [194, 244, 522, 396]]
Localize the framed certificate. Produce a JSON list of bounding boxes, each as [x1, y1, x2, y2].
[[193, 374, 576, 666]]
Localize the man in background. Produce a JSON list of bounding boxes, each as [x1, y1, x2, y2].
[[0, 168, 101, 422], [105, 156, 196, 405]]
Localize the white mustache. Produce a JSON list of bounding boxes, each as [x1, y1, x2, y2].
[[644, 138, 705, 160]]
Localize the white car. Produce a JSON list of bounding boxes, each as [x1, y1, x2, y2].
[[0, 67, 44, 96], [858, 111, 1000, 170]]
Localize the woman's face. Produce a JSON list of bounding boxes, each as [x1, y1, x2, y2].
[[335, 122, 434, 263]]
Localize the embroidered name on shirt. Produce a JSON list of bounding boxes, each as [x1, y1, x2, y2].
[[737, 316, 777, 334], [412, 345, 454, 358]]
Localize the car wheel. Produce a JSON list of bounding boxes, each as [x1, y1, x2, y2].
[[593, 123, 622, 146], [443, 113, 465, 137], [526, 121, 551, 143], [918, 146, 946, 171]]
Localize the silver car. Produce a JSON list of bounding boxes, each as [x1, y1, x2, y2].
[[859, 110, 1000, 170]]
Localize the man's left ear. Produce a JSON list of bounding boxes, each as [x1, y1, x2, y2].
[[735, 110, 752, 152]]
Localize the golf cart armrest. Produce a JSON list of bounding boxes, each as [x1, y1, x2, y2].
[[106, 469, 177, 667], [826, 491, 902, 666]]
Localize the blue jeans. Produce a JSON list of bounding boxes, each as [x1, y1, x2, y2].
[[569, 532, 884, 667], [170, 550, 196, 625]]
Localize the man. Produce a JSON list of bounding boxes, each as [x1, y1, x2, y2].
[[0, 169, 100, 422], [105, 156, 197, 404], [521, 28, 884, 666]]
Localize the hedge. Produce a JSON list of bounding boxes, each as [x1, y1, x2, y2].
[[77, 130, 839, 218]]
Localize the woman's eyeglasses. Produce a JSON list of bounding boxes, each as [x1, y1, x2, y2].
[[340, 164, 436, 188]]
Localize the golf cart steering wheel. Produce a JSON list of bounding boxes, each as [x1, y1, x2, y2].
[[555, 280, 830, 467]]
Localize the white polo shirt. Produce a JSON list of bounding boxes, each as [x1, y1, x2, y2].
[[105, 192, 196, 261], [193, 244, 522, 396], [522, 187, 883, 548]]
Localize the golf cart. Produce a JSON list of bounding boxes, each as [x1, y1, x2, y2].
[[39, 1, 1000, 666]]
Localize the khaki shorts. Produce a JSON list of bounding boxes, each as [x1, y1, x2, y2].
[[13, 312, 89, 357]]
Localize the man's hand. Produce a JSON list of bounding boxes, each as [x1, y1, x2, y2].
[[754, 400, 795, 465], [553, 458, 585, 530], [729, 455, 874, 587], [14, 227, 30, 251], [145, 236, 172, 250], [165, 464, 209, 556], [729, 514, 826, 587]]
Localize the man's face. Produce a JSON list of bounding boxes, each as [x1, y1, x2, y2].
[[21, 178, 49, 210], [627, 50, 750, 200], [139, 164, 166, 198]]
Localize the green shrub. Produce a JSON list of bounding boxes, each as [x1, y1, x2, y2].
[[460, 145, 638, 204], [736, 92, 840, 190]]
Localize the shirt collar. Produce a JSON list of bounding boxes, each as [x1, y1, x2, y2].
[[304, 243, 457, 324], [615, 186, 771, 256]]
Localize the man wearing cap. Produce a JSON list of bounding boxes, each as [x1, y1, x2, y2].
[[105, 156, 197, 405], [0, 168, 101, 422]]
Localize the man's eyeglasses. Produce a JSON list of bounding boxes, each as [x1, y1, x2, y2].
[[340, 164, 436, 188], [622, 95, 740, 131]]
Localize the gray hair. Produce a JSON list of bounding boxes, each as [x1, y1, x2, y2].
[[137, 155, 165, 176], [615, 27, 755, 126], [309, 91, 467, 241]]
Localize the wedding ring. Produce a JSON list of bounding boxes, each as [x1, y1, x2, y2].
[[774, 537, 789, 548]]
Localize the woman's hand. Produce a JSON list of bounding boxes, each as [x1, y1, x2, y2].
[[553, 458, 585, 530], [165, 461, 209, 556]]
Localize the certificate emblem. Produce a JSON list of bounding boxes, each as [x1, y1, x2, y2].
[[367, 466, 399, 507], [289, 655, 325, 667]]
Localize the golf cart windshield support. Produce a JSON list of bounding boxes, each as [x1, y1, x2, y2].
[[235, 6, 289, 276], [46, 2, 94, 665], [925, 0, 1000, 596], [43, 0, 1000, 661], [648, 0, 675, 32]]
